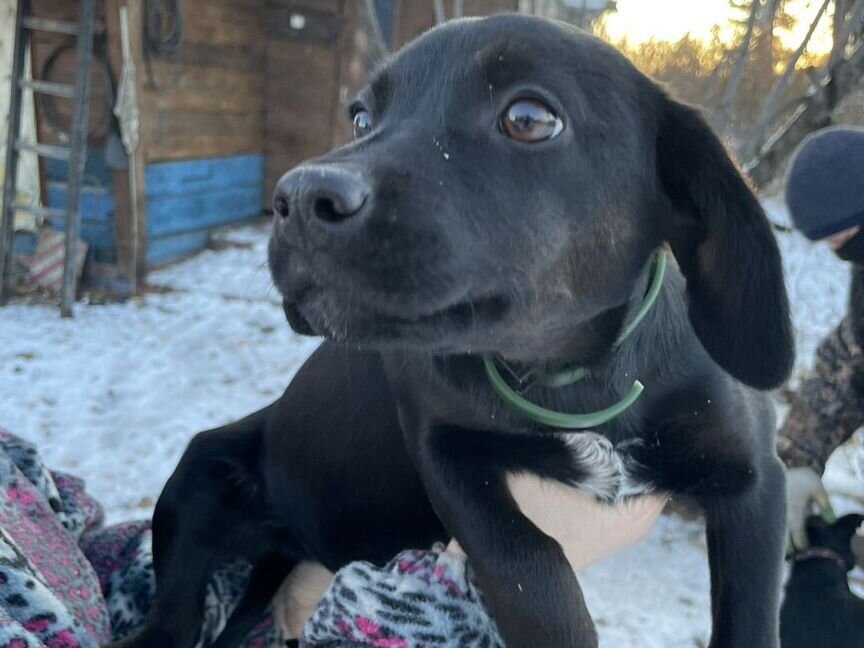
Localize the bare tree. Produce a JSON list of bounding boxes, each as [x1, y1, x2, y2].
[[740, 0, 831, 161], [715, 0, 761, 133], [835, 0, 850, 48], [360, 0, 389, 67], [434, 0, 447, 24], [745, 0, 864, 186], [753, 0, 783, 76], [830, 0, 864, 65]]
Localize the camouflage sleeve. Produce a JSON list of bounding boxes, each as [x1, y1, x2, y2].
[[777, 314, 864, 474]]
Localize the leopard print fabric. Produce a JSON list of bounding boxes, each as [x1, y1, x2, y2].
[[0, 428, 276, 648], [301, 545, 502, 648]]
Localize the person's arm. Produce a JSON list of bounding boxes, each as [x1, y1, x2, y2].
[[849, 265, 864, 348], [276, 483, 667, 639]]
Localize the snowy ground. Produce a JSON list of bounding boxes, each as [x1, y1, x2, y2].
[[0, 200, 862, 647]]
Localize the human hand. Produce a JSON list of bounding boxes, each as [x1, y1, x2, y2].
[[276, 475, 668, 639], [446, 473, 668, 571], [785, 465, 832, 550]]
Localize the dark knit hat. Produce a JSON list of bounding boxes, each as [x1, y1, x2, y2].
[[785, 126, 864, 241]]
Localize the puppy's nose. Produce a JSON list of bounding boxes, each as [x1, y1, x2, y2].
[[273, 165, 370, 230]]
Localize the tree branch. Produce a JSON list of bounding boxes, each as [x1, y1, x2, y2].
[[745, 37, 864, 187], [360, 0, 389, 67], [830, 0, 864, 68], [739, 0, 831, 162], [714, 0, 761, 133], [434, 0, 447, 24]]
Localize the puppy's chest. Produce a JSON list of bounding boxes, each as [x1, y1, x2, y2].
[[394, 358, 658, 503], [446, 389, 657, 504], [553, 430, 655, 504]]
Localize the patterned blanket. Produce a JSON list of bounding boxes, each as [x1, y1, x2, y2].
[[0, 428, 275, 648], [0, 428, 500, 648]]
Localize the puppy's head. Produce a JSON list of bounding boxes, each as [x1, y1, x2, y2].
[[269, 14, 792, 388], [803, 514, 864, 572]]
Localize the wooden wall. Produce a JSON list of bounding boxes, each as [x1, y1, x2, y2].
[[262, 0, 520, 192], [140, 0, 267, 163], [264, 0, 363, 196], [27, 0, 271, 269], [1, 0, 42, 240], [22, 0, 522, 274], [392, 0, 520, 48]]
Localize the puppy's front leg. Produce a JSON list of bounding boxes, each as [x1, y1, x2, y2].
[[700, 453, 786, 648], [413, 425, 597, 648]]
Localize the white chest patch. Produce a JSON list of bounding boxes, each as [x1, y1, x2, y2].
[[561, 432, 654, 504]]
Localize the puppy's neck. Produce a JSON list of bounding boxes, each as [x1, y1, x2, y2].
[[495, 252, 660, 372], [791, 548, 852, 589]]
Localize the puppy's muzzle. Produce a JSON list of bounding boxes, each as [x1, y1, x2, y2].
[[273, 165, 371, 237]]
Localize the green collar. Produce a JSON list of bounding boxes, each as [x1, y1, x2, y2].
[[483, 250, 666, 430]]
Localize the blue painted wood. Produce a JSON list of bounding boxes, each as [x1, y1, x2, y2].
[[145, 154, 264, 197], [13, 230, 38, 256], [47, 154, 265, 267], [147, 187, 263, 237], [47, 182, 116, 262], [145, 154, 264, 245], [44, 148, 114, 186], [146, 230, 210, 267], [47, 182, 114, 223]]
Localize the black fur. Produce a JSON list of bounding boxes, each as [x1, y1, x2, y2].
[[780, 514, 864, 648], [109, 15, 794, 648]]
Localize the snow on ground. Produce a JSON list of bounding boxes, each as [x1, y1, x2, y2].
[[0, 224, 319, 522], [0, 199, 861, 647]]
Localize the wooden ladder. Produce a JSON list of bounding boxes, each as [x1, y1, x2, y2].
[[0, 0, 96, 317]]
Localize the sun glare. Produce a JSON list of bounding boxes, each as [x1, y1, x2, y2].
[[601, 0, 834, 55]]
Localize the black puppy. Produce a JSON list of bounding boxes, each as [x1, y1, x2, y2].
[[780, 514, 864, 648], [111, 14, 794, 648], [108, 349, 445, 648]]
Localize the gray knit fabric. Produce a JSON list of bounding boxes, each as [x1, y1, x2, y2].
[[785, 126, 864, 240]]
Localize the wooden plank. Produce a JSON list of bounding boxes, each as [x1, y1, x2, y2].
[[268, 6, 346, 47], [44, 148, 112, 184], [140, 65, 264, 111], [142, 86, 263, 115], [148, 187, 263, 237], [464, 0, 520, 15], [144, 110, 264, 159], [141, 0, 266, 163], [46, 182, 114, 224], [126, 0, 149, 282], [105, 0, 135, 287], [147, 109, 264, 139], [147, 230, 210, 267], [164, 42, 264, 72], [46, 179, 117, 262], [180, 4, 264, 45], [144, 154, 264, 238], [265, 47, 339, 133], [330, 0, 356, 149], [263, 0, 355, 198], [392, 0, 435, 48], [147, 136, 263, 163], [145, 154, 264, 196], [267, 0, 342, 11]]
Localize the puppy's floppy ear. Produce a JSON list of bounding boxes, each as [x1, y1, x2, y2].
[[656, 96, 794, 390], [834, 513, 864, 543], [804, 515, 829, 546], [807, 514, 864, 557]]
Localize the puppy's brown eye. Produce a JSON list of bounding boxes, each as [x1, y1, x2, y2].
[[353, 110, 373, 139], [500, 99, 563, 143]]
